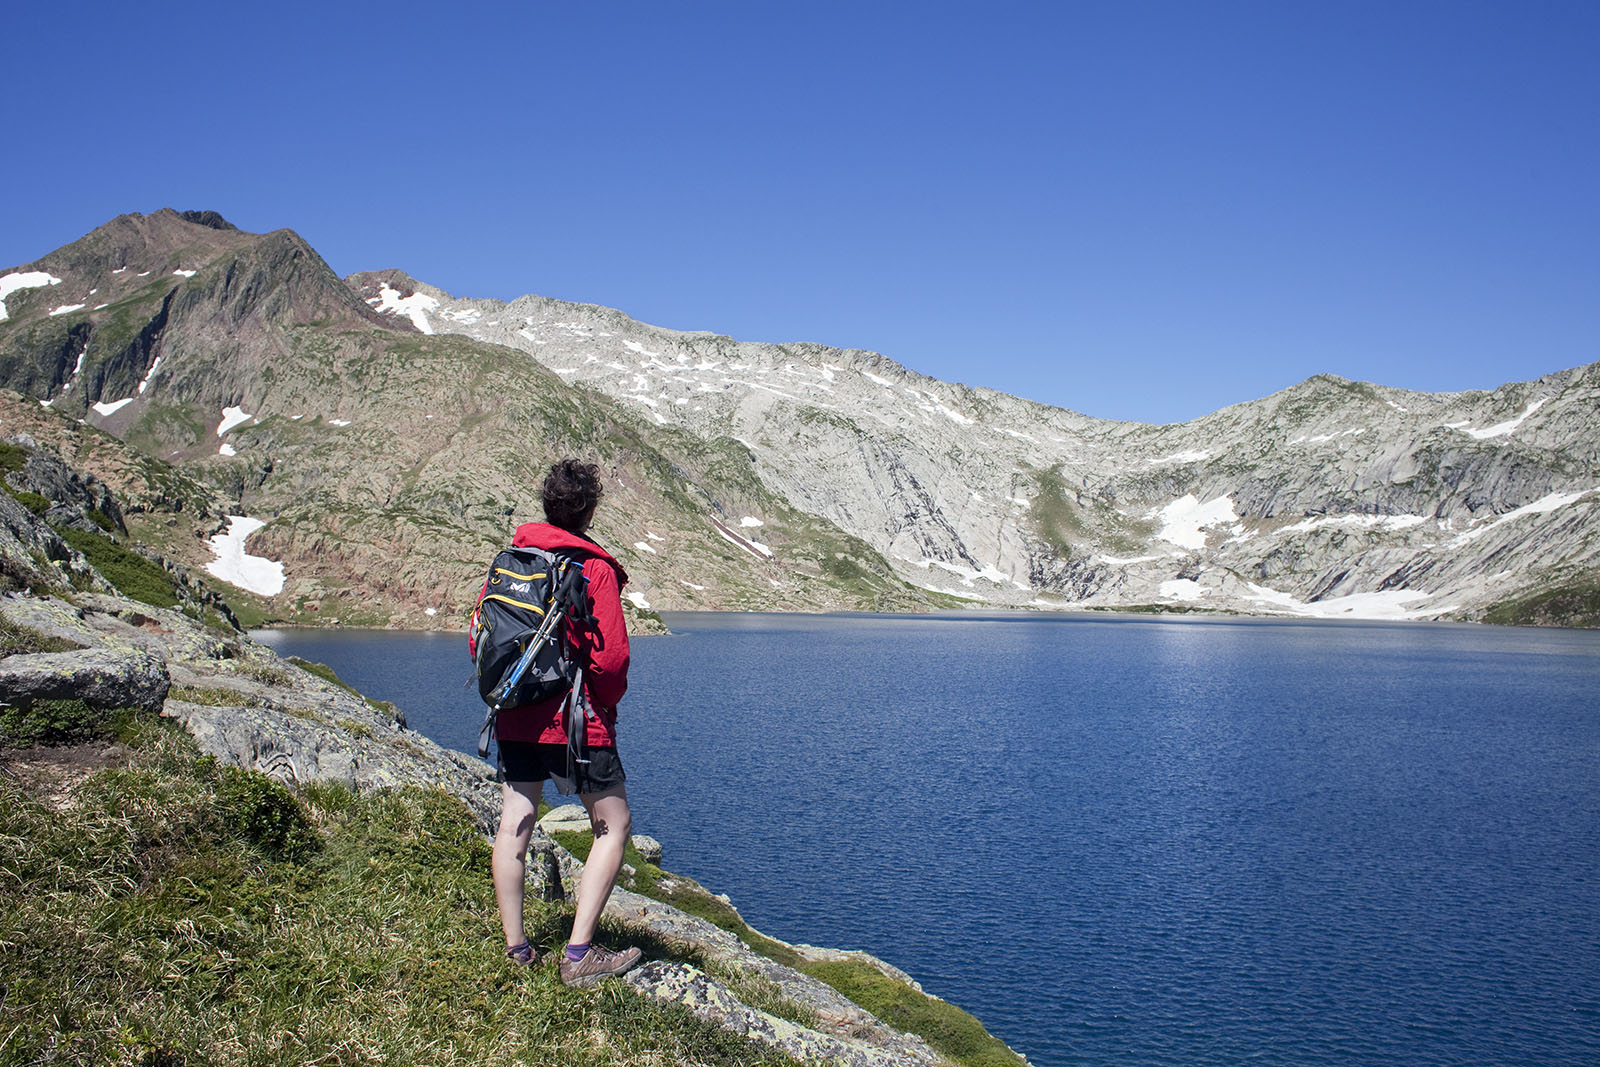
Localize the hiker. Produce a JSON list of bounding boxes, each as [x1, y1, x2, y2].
[[486, 458, 642, 986]]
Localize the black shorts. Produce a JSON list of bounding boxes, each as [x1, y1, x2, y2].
[[496, 741, 626, 797]]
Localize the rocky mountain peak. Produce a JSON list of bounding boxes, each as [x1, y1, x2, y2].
[[177, 209, 238, 231]]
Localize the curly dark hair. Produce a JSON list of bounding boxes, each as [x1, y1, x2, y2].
[[541, 459, 604, 532]]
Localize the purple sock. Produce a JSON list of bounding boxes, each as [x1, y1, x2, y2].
[[565, 941, 590, 962]]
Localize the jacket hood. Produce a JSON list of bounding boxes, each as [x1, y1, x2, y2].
[[510, 522, 629, 586]]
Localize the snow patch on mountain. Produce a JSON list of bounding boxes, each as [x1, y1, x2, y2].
[[1447, 488, 1596, 547], [205, 517, 285, 596], [367, 283, 438, 334], [1153, 495, 1240, 549], [1244, 584, 1438, 620], [138, 357, 162, 394], [1456, 398, 1550, 440], [0, 271, 62, 321], [217, 406, 252, 436]]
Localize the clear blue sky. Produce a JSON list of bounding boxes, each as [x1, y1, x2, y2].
[[4, 1, 1597, 424]]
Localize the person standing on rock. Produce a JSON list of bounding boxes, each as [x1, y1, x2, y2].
[[486, 458, 642, 986]]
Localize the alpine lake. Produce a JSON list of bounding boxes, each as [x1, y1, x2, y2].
[[255, 611, 1600, 1067]]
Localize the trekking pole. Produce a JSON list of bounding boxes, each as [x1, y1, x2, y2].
[[478, 601, 566, 759], [487, 602, 565, 710]]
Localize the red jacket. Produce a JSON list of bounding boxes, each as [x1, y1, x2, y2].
[[477, 523, 631, 747]]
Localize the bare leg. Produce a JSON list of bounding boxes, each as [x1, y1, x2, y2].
[[493, 780, 541, 948], [568, 784, 631, 946]]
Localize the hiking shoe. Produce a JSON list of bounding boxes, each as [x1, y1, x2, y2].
[[559, 944, 643, 987]]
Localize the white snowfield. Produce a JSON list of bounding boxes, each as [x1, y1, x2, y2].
[[624, 590, 652, 610], [91, 398, 134, 417], [366, 283, 438, 334], [218, 443, 237, 457], [1455, 398, 1550, 440], [1447, 488, 1597, 548], [205, 517, 285, 596], [1243, 584, 1440, 620], [1284, 513, 1429, 534], [1159, 578, 1206, 601], [216, 406, 252, 436], [137, 357, 162, 394], [1097, 553, 1166, 567], [713, 524, 773, 560], [49, 304, 87, 317], [0, 271, 62, 321], [905, 556, 1023, 589], [1153, 495, 1240, 550]]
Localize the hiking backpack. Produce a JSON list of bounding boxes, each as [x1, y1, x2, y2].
[[468, 545, 597, 758]]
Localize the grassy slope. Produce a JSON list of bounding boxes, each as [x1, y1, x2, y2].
[[0, 716, 802, 1067]]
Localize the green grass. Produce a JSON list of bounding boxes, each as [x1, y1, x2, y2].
[[4, 488, 50, 516], [287, 655, 361, 694], [0, 442, 28, 474], [168, 684, 252, 707], [0, 615, 84, 657], [1483, 578, 1600, 628], [50, 523, 183, 609], [804, 959, 1025, 1067], [1030, 467, 1082, 554], [0, 699, 144, 747], [0, 719, 802, 1067]]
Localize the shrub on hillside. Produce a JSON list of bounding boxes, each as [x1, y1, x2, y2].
[[51, 523, 182, 608]]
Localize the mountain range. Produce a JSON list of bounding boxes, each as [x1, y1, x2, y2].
[[3, 209, 1596, 627]]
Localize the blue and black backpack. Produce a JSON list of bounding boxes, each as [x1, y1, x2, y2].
[[469, 545, 597, 759]]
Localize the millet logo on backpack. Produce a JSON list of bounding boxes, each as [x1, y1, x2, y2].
[[510, 581, 531, 593]]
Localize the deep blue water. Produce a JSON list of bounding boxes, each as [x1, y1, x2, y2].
[[255, 613, 1600, 1067]]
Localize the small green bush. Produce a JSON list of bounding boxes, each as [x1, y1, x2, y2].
[[216, 766, 320, 863], [7, 489, 51, 516], [0, 699, 140, 747], [0, 442, 27, 474]]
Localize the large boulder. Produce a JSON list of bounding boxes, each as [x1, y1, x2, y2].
[[0, 647, 169, 711]]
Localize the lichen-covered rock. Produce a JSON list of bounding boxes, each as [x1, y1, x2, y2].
[[592, 883, 944, 1065], [630, 833, 662, 864], [162, 696, 505, 830], [538, 803, 589, 833], [0, 493, 108, 595], [0, 647, 169, 711], [624, 961, 935, 1067]]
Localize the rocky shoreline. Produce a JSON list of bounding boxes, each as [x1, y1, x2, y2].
[[1, 481, 1025, 1067]]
